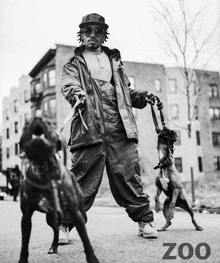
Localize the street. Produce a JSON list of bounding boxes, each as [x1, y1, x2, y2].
[[0, 198, 220, 263]]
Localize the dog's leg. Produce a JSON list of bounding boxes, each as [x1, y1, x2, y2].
[[158, 197, 172, 231], [18, 210, 34, 263], [166, 188, 179, 219], [155, 187, 162, 212], [178, 191, 203, 231], [74, 210, 99, 263], [46, 214, 60, 254]]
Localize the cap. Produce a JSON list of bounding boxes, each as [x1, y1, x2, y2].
[[79, 13, 109, 29]]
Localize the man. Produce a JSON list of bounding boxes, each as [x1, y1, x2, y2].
[[60, 13, 158, 243]]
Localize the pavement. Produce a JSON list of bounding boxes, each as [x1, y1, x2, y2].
[[4, 192, 220, 214], [0, 194, 220, 263], [1, 197, 220, 263]]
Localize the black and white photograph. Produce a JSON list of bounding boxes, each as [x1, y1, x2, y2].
[[0, 0, 220, 262]]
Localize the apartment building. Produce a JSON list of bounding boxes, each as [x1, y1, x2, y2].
[[165, 67, 220, 181], [2, 75, 31, 172]]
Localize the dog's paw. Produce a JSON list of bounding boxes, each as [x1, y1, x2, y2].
[[196, 226, 203, 231], [157, 227, 166, 231], [48, 246, 58, 254]]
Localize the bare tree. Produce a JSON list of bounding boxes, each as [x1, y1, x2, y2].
[[151, 0, 220, 137], [150, 0, 220, 202]]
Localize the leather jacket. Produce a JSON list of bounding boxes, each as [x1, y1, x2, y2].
[[60, 45, 148, 150]]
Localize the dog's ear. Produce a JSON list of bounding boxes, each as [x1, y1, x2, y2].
[[56, 139, 62, 151]]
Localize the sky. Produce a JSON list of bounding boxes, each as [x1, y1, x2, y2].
[[0, 0, 219, 123]]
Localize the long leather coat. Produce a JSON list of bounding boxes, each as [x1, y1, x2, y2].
[[60, 45, 148, 150]]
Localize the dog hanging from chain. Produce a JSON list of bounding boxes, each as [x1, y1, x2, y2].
[[150, 96, 203, 232]]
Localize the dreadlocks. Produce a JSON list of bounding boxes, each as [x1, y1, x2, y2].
[[77, 29, 109, 44]]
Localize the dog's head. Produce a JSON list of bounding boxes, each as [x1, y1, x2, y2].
[[20, 117, 62, 163], [157, 128, 178, 154]]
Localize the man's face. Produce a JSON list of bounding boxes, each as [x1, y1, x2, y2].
[[82, 25, 105, 52]]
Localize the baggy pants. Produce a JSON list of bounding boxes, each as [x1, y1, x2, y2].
[[70, 132, 153, 223]]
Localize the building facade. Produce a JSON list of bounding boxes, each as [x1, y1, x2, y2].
[[2, 75, 31, 172], [165, 67, 220, 181]]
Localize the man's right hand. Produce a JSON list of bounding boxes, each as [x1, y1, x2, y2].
[[74, 90, 86, 105]]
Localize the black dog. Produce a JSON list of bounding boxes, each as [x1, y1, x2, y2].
[[154, 128, 203, 232], [18, 117, 99, 263]]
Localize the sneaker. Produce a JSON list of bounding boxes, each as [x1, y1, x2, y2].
[[58, 225, 69, 245], [138, 221, 158, 239]]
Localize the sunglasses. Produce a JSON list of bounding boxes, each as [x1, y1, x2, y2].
[[82, 27, 105, 37]]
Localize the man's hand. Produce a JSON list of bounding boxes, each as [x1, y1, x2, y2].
[[145, 92, 156, 105], [74, 90, 86, 105]]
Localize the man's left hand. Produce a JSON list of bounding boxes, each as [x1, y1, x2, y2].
[[145, 92, 156, 105]]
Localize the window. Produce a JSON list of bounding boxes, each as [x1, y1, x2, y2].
[[174, 130, 181, 145], [175, 158, 182, 172], [5, 109, 10, 120], [15, 143, 19, 155], [43, 99, 56, 118], [48, 69, 56, 87], [43, 101, 48, 117], [49, 99, 56, 117], [6, 148, 10, 159], [198, 157, 203, 172], [169, 79, 177, 93], [212, 132, 220, 146], [43, 68, 56, 89], [14, 100, 19, 113], [214, 156, 220, 170], [31, 82, 42, 101], [14, 122, 18, 134], [196, 131, 201, 145], [35, 82, 42, 93], [43, 72, 48, 88], [24, 90, 30, 103], [155, 79, 162, 92], [209, 107, 220, 120], [6, 128, 10, 139], [208, 84, 219, 98], [170, 104, 179, 119]]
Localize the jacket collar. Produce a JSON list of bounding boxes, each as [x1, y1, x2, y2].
[[74, 45, 121, 61]]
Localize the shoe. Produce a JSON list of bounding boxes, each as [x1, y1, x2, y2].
[[138, 221, 158, 238], [58, 225, 69, 245]]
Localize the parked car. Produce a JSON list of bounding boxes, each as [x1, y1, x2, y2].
[[0, 172, 7, 200]]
